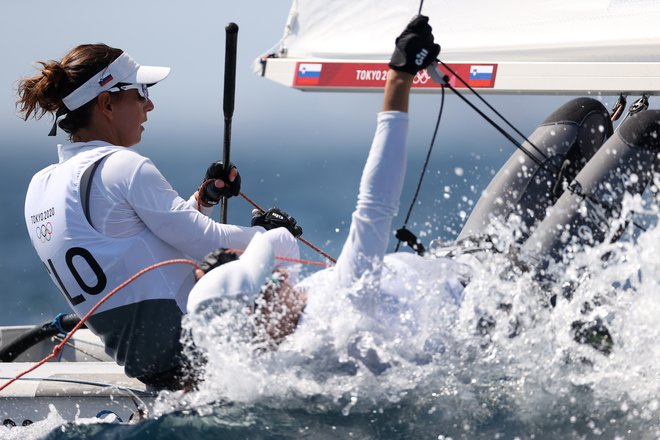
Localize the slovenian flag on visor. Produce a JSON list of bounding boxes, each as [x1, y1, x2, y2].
[[296, 63, 322, 85]]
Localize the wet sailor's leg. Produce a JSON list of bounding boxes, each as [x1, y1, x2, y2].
[[458, 98, 612, 244], [521, 109, 660, 268]]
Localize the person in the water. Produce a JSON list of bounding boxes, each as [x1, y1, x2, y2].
[[189, 15, 658, 373]]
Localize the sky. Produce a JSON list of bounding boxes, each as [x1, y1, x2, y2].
[[3, 1, 655, 154], [2, 1, 318, 149], [4, 0, 655, 238], [2, 1, 449, 153], [0, 0, 636, 254], [0, 0, 568, 233], [0, 1, 575, 155]]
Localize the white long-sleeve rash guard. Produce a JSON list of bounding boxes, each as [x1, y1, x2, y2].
[[78, 145, 259, 260], [29, 143, 300, 379]]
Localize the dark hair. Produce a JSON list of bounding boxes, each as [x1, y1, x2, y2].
[[16, 44, 123, 136]]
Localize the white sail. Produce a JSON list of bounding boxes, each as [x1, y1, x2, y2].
[[255, 0, 660, 95]]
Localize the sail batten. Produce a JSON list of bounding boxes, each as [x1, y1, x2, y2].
[[256, 0, 660, 95]]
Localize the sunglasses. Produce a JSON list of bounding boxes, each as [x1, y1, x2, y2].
[[107, 83, 149, 100]]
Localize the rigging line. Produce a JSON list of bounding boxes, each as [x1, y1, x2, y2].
[[225, 248, 333, 268], [395, 84, 446, 252], [442, 80, 549, 171], [0, 259, 200, 394], [239, 191, 337, 263], [51, 335, 107, 362], [418, 0, 424, 15], [437, 61, 556, 170]]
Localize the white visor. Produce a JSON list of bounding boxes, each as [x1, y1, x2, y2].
[[62, 52, 170, 111]]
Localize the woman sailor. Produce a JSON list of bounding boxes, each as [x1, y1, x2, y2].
[[187, 15, 660, 370], [17, 44, 298, 390]]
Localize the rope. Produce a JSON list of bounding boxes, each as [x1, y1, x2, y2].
[[395, 84, 446, 252], [226, 248, 333, 268], [0, 233, 336, 393], [52, 335, 107, 362], [0, 259, 200, 394], [395, 6, 557, 250], [438, 61, 556, 171], [196, 179, 221, 212], [0, 242, 336, 393], [195, 185, 336, 264], [426, 6, 550, 168], [240, 192, 337, 263], [394, 60, 563, 251], [441, 79, 552, 171]]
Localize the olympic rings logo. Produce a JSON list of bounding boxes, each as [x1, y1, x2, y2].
[[413, 70, 431, 85], [36, 222, 53, 243]]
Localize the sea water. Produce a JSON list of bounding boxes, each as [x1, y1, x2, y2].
[[3, 144, 660, 439]]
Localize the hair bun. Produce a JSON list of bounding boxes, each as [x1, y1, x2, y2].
[[17, 43, 122, 129], [39, 61, 66, 90]]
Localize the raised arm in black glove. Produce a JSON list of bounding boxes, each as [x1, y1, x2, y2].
[[388, 15, 440, 75], [198, 161, 242, 207], [251, 208, 303, 238]]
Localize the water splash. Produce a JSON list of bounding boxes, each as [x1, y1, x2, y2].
[[151, 189, 660, 438]]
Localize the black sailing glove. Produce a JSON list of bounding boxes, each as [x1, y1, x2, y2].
[[199, 161, 242, 206], [198, 248, 239, 275], [251, 208, 303, 237], [388, 15, 441, 75]]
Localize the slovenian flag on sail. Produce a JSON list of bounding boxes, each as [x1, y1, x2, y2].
[[468, 65, 494, 87], [296, 63, 323, 85]]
